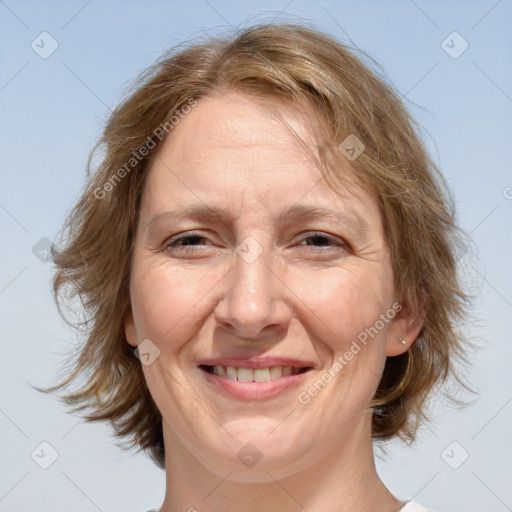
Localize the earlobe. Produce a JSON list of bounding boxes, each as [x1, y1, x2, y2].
[[385, 300, 424, 357], [124, 309, 138, 347]]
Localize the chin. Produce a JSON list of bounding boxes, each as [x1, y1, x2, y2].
[[193, 425, 314, 480]]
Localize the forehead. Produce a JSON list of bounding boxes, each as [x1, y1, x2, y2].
[[157, 91, 324, 184], [141, 91, 379, 227], [174, 90, 319, 151]]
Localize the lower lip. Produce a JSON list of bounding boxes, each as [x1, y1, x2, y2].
[[198, 367, 313, 401]]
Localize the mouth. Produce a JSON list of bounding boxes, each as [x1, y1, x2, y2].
[[199, 364, 312, 381], [197, 362, 315, 401]]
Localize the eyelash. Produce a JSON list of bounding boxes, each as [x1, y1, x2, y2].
[[164, 231, 346, 252]]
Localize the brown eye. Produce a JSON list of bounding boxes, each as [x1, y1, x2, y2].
[[171, 235, 207, 246], [165, 232, 213, 252], [299, 232, 345, 250]]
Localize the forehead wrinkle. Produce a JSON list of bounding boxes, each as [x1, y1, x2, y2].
[[145, 203, 372, 241], [179, 93, 321, 163]]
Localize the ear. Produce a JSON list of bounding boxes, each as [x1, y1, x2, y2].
[[124, 307, 139, 348], [385, 299, 425, 356]]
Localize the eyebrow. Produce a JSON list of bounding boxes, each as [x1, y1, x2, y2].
[[146, 204, 371, 236], [276, 205, 370, 234]]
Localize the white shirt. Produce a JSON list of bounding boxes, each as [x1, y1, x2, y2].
[[400, 501, 435, 512], [147, 503, 434, 512]]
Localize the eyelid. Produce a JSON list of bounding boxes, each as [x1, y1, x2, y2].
[[162, 230, 348, 254], [164, 231, 212, 247], [296, 231, 346, 246]]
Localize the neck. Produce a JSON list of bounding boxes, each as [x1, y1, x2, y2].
[[158, 413, 404, 512]]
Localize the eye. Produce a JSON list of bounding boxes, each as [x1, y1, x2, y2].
[[164, 232, 214, 252], [298, 232, 346, 250]]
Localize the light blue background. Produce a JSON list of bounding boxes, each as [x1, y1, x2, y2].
[[1, 1, 511, 511]]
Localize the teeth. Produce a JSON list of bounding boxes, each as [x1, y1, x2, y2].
[[212, 365, 302, 381], [237, 368, 253, 382], [269, 366, 283, 379], [226, 366, 237, 380], [254, 368, 270, 382]]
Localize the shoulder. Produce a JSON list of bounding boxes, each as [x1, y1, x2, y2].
[[400, 501, 437, 512]]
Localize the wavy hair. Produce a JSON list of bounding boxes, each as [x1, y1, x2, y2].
[[39, 23, 476, 469]]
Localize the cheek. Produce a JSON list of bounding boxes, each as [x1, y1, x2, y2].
[[291, 263, 392, 351], [130, 262, 222, 347]]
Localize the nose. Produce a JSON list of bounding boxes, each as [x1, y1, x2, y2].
[[213, 239, 291, 340]]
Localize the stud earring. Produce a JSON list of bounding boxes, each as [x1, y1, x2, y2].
[[398, 336, 407, 345]]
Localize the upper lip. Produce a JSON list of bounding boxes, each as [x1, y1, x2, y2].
[[197, 357, 315, 370]]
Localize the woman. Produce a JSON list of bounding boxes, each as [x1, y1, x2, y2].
[[42, 23, 474, 512]]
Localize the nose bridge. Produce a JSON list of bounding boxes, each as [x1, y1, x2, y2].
[[235, 236, 272, 300], [214, 234, 289, 337]]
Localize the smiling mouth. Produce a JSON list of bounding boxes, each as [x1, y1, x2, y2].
[[199, 364, 313, 382]]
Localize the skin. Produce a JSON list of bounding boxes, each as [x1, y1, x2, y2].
[[124, 90, 422, 512]]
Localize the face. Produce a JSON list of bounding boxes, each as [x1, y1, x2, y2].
[[124, 90, 413, 479]]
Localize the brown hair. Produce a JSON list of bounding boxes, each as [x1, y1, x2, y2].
[[39, 23, 476, 469]]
